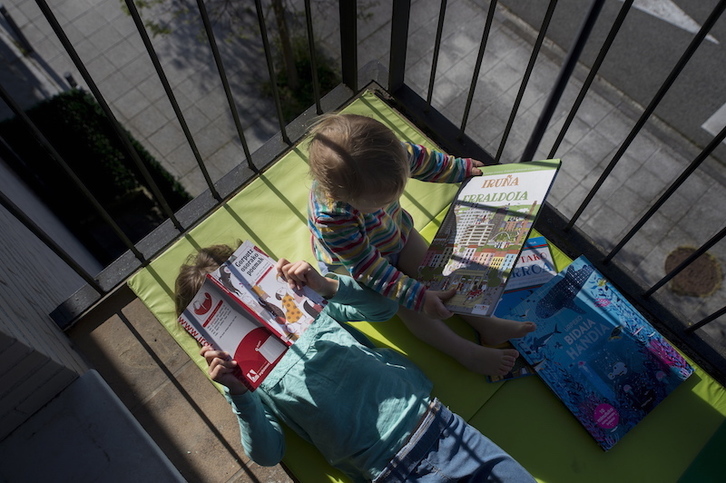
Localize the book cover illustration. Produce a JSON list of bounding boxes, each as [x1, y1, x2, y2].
[[507, 256, 693, 450], [486, 236, 557, 382], [419, 159, 560, 316], [179, 277, 289, 391], [209, 240, 327, 344], [178, 240, 327, 390], [493, 235, 557, 317]]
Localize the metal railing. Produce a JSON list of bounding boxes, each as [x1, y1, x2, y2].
[[1, 0, 725, 382]]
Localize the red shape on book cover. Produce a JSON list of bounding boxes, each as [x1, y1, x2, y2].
[[178, 240, 328, 391], [233, 327, 285, 389]]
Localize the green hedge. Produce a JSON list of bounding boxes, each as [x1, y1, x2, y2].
[[0, 89, 191, 263]]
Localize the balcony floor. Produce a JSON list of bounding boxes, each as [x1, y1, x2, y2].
[[68, 285, 294, 482]]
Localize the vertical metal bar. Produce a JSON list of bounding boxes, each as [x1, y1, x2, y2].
[[686, 306, 726, 333], [388, 0, 410, 93], [644, 225, 726, 298], [495, 0, 557, 163], [605, 123, 726, 263], [195, 0, 256, 173], [460, 0, 497, 135], [255, 0, 290, 144], [340, 0, 359, 92], [519, 0, 605, 162], [565, 0, 726, 230], [548, 0, 633, 158], [0, 82, 146, 262], [426, 0, 448, 107], [34, 0, 183, 231], [124, 0, 222, 200], [304, 0, 322, 115], [0, 190, 104, 293]]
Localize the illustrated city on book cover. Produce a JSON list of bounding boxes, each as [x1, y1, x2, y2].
[[506, 256, 693, 450], [419, 159, 561, 316], [178, 240, 327, 390]]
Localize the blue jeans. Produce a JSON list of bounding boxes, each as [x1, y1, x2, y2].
[[374, 400, 535, 482]]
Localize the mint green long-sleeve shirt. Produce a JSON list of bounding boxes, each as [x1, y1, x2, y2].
[[227, 275, 432, 482]]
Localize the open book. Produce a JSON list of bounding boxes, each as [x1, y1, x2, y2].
[[419, 159, 560, 316], [178, 240, 327, 390]]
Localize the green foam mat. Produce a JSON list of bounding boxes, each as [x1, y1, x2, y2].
[[128, 90, 726, 483]]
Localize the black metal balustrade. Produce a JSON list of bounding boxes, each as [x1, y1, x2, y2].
[[1, 0, 725, 383]]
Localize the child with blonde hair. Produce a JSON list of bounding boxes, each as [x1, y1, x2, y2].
[[307, 113, 535, 376]]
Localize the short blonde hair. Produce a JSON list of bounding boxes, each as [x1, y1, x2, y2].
[[307, 113, 410, 203], [174, 244, 236, 316]]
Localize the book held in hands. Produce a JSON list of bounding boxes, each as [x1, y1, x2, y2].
[[178, 240, 327, 390], [419, 159, 561, 316]]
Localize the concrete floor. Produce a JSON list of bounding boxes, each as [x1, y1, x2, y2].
[[68, 285, 294, 483]]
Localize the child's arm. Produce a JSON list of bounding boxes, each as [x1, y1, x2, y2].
[[275, 258, 338, 298], [405, 142, 484, 182], [200, 346, 286, 466], [276, 258, 399, 323], [310, 207, 428, 312]]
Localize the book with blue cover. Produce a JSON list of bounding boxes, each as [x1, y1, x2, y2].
[[486, 236, 557, 382], [493, 236, 557, 317], [506, 256, 693, 450]]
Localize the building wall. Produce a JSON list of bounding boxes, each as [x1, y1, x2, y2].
[[0, 158, 96, 440]]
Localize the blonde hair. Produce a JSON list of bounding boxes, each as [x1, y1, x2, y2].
[[174, 244, 236, 316], [307, 113, 410, 203]]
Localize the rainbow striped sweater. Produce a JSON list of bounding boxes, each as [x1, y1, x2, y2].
[[308, 142, 474, 311]]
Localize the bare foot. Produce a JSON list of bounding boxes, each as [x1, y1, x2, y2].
[[468, 316, 536, 347], [459, 345, 520, 377]]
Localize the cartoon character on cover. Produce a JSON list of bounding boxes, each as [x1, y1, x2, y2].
[[217, 265, 243, 297], [535, 262, 594, 318], [522, 323, 561, 359], [275, 290, 303, 323], [251, 285, 300, 341], [465, 282, 486, 305]]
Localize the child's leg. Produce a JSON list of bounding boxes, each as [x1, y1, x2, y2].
[[396, 305, 520, 376], [398, 229, 533, 376]]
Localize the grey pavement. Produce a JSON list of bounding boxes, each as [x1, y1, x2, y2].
[[2, 0, 726, 479]]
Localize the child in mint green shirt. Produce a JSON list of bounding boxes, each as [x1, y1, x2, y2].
[[178, 248, 533, 482]]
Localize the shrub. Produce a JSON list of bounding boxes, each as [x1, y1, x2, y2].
[[0, 89, 191, 263]]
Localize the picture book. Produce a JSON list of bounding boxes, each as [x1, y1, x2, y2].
[[419, 159, 560, 316], [178, 240, 327, 390], [506, 256, 693, 450], [493, 236, 557, 317], [486, 236, 558, 382]]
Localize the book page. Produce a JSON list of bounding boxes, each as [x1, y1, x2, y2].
[[211, 240, 327, 344]]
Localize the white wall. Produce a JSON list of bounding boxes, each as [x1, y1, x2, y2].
[[0, 157, 97, 439]]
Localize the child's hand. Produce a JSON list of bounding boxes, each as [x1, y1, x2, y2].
[[200, 345, 248, 395], [468, 159, 485, 176], [423, 288, 456, 319], [275, 259, 338, 298]]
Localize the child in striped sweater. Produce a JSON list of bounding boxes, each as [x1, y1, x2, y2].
[[306, 113, 535, 377]]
